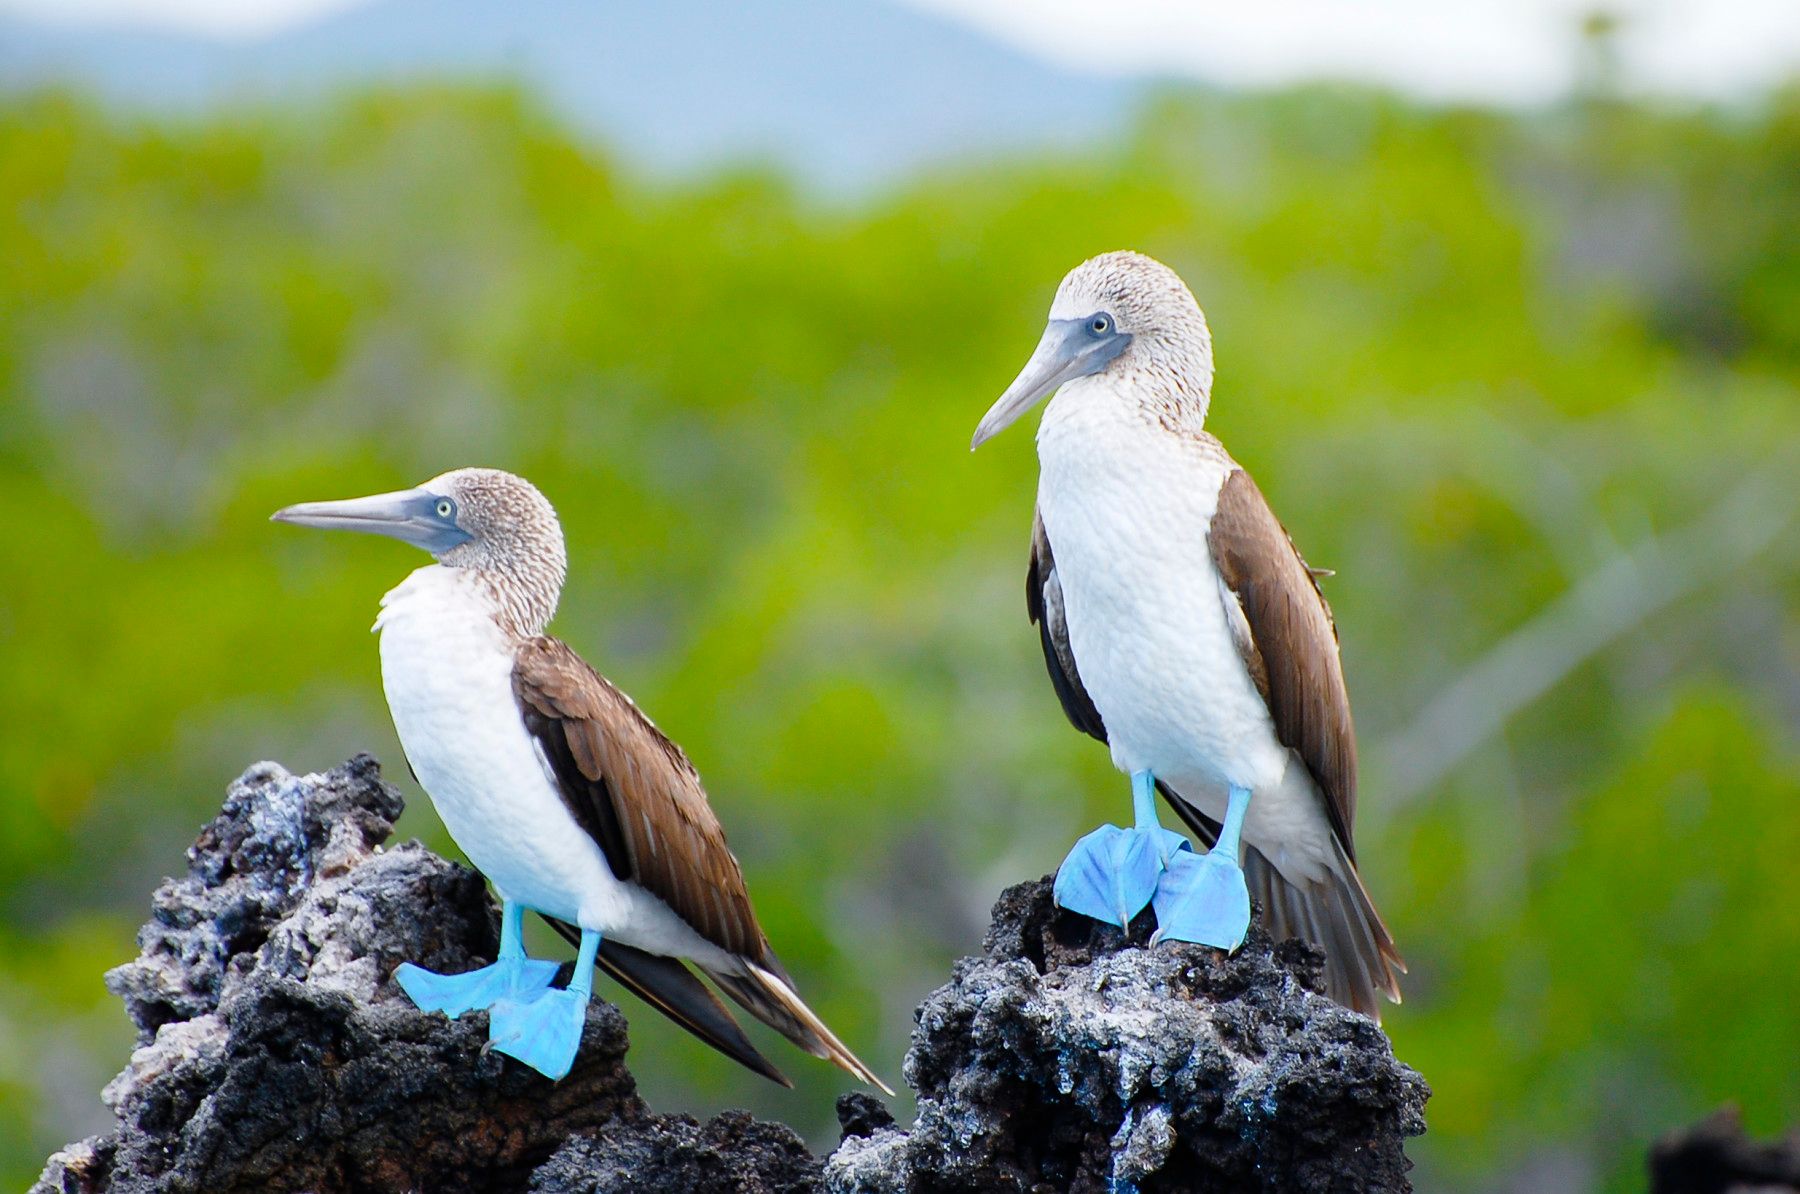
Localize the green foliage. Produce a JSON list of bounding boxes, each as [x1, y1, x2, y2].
[[1, 81, 1797, 1189]]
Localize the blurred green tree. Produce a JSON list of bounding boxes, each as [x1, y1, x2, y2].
[[1, 81, 1796, 1191]]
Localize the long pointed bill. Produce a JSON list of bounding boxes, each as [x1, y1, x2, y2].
[[271, 488, 471, 555], [970, 318, 1131, 450]]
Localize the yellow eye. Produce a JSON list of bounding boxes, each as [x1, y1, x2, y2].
[[1091, 315, 1110, 334], [436, 500, 453, 518]]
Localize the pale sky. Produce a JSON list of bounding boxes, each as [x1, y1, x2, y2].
[[6, 0, 1799, 103]]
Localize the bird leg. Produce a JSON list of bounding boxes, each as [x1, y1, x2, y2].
[[394, 897, 560, 1018], [488, 927, 601, 1081], [1052, 769, 1191, 929], [1151, 784, 1253, 951]]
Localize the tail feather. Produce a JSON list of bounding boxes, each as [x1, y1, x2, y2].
[[1158, 781, 1404, 1021], [704, 960, 894, 1095], [1244, 842, 1405, 1020]]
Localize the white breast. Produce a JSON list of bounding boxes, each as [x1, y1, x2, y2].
[[1035, 378, 1334, 880], [373, 567, 731, 962]]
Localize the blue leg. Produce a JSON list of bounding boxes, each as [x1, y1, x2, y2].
[[488, 927, 600, 1081], [1152, 784, 1253, 950], [395, 898, 560, 1018], [1054, 770, 1191, 929]]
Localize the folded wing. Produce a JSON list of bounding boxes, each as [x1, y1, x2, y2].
[[512, 637, 888, 1091]]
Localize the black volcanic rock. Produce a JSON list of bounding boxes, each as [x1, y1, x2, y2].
[[824, 880, 1430, 1193], [34, 757, 1431, 1193], [1650, 1106, 1800, 1194], [31, 756, 813, 1194], [528, 1110, 824, 1193]]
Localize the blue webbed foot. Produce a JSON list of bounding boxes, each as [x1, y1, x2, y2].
[[487, 926, 602, 1082], [1151, 847, 1251, 950], [395, 896, 559, 1018], [1054, 822, 1191, 929], [488, 987, 591, 1081], [395, 955, 560, 1019], [1150, 782, 1254, 951]]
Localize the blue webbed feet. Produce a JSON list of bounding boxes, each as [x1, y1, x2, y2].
[[1054, 821, 1190, 928], [395, 896, 558, 1018], [1057, 773, 1257, 952], [487, 926, 602, 1082], [1151, 782, 1254, 951], [1053, 769, 1190, 929], [1151, 847, 1251, 950], [395, 955, 560, 1019], [489, 987, 592, 1081]]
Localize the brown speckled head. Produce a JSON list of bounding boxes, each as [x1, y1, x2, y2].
[[272, 467, 569, 638], [972, 250, 1215, 448], [1048, 250, 1214, 412], [423, 468, 568, 636]]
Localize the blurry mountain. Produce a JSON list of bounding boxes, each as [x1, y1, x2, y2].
[[0, 0, 1143, 192]]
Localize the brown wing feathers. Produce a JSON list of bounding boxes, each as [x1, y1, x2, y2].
[[1207, 468, 1359, 855], [1204, 468, 1403, 1011], [512, 637, 888, 1091], [513, 637, 764, 957]]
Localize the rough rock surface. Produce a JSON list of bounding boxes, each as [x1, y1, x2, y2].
[[1649, 1106, 1800, 1194], [32, 756, 817, 1194], [826, 879, 1430, 1193], [35, 756, 1431, 1193]]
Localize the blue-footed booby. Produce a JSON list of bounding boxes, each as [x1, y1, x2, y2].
[[971, 251, 1404, 1017], [273, 468, 888, 1088]]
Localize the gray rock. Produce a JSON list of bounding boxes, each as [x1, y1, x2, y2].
[[34, 756, 1431, 1193]]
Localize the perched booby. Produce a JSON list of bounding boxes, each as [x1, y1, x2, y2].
[[273, 468, 888, 1087], [971, 251, 1404, 1017]]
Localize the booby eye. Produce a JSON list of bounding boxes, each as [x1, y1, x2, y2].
[[1089, 314, 1112, 336], [434, 499, 454, 519]]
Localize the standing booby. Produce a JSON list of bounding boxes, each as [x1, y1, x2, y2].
[[971, 251, 1404, 1017], [273, 468, 888, 1088]]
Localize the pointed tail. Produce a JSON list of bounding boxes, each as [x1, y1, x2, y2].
[[1243, 841, 1405, 1020], [704, 958, 894, 1095]]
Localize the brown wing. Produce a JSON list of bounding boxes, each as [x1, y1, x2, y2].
[[1208, 469, 1359, 858], [512, 636, 769, 960], [1027, 506, 1107, 744]]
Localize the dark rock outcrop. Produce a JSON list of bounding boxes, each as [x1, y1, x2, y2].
[[35, 756, 1430, 1193], [1650, 1106, 1800, 1194], [826, 879, 1430, 1193], [32, 756, 817, 1194]]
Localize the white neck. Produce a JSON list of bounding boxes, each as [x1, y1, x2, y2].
[[374, 565, 502, 637], [378, 562, 561, 642]]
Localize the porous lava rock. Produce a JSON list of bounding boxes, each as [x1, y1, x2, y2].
[[34, 756, 1431, 1193], [31, 756, 816, 1194], [824, 879, 1430, 1193]]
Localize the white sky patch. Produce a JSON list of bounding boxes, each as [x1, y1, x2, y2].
[[0, 0, 1795, 100], [900, 0, 1800, 103], [0, 0, 368, 39]]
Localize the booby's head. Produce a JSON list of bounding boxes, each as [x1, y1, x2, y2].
[[273, 467, 568, 634], [971, 250, 1214, 449]]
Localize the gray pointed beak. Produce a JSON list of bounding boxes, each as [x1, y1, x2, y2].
[[271, 487, 472, 555], [971, 318, 1131, 450]]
